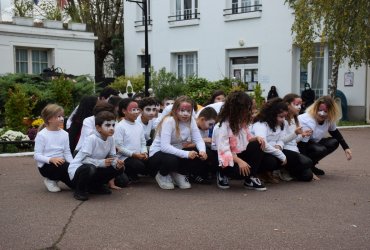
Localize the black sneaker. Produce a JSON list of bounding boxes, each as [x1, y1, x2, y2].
[[216, 171, 230, 189], [311, 166, 325, 175], [89, 185, 112, 195], [244, 176, 267, 191], [73, 191, 89, 201], [189, 174, 212, 185]]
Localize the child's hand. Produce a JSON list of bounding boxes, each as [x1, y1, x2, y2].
[[183, 142, 196, 149], [255, 136, 265, 150], [198, 151, 207, 161], [345, 148, 352, 160], [49, 157, 65, 166], [302, 129, 312, 137], [203, 138, 212, 144], [105, 158, 114, 167], [295, 126, 303, 135], [238, 160, 251, 176], [281, 158, 287, 166], [188, 151, 198, 159], [116, 159, 125, 170], [274, 145, 282, 151]]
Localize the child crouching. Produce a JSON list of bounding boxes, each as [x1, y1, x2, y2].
[[68, 111, 124, 201]]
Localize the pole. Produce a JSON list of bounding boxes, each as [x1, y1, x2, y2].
[[143, 0, 150, 97]]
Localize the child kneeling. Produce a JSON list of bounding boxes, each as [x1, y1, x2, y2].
[[68, 111, 124, 201]]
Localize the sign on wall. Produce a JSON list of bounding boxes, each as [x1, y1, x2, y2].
[[344, 72, 354, 87]]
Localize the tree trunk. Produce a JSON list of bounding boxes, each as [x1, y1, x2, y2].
[[330, 59, 340, 98], [95, 50, 106, 82]]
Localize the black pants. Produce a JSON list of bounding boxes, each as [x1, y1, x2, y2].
[[298, 137, 339, 165], [220, 141, 263, 179], [39, 162, 73, 188], [282, 149, 313, 182], [72, 164, 122, 193], [148, 150, 206, 176], [124, 157, 148, 178]]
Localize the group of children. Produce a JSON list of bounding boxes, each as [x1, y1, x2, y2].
[[34, 88, 353, 201]]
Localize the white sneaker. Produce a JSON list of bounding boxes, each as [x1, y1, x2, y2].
[[171, 173, 191, 189], [155, 173, 174, 190], [43, 178, 61, 192]]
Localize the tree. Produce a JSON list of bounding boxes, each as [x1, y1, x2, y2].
[[285, 0, 370, 97], [65, 0, 124, 82]]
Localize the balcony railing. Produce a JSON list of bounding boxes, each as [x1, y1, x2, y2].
[[134, 18, 153, 27], [168, 9, 200, 22], [223, 4, 262, 16]]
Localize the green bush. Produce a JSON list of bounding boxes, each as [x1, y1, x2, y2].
[[151, 68, 184, 102], [4, 85, 32, 133], [109, 75, 145, 94], [48, 76, 74, 115]]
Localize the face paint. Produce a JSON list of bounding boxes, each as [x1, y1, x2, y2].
[[143, 105, 157, 117], [292, 104, 301, 110], [177, 102, 192, 119], [165, 100, 174, 106], [57, 115, 64, 122], [102, 120, 116, 132], [127, 102, 141, 114], [317, 110, 328, 117], [155, 104, 161, 112]]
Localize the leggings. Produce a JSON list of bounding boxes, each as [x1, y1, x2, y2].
[[39, 162, 73, 188], [298, 137, 339, 165], [220, 141, 264, 178], [124, 157, 148, 177], [282, 149, 313, 182], [148, 150, 206, 176], [72, 164, 122, 193]]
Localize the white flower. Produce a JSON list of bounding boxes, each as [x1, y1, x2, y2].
[[0, 130, 29, 141]]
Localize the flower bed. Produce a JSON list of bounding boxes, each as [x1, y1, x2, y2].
[[0, 130, 34, 153]]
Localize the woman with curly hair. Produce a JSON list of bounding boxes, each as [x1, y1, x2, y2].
[[298, 96, 352, 176], [212, 91, 266, 190], [251, 98, 288, 183]]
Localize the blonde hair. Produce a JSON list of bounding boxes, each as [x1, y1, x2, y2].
[[156, 96, 193, 138], [306, 96, 339, 123], [39, 104, 64, 130]]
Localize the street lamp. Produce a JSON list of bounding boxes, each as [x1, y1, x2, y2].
[[126, 0, 150, 97]]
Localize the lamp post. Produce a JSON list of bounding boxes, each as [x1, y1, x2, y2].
[[126, 0, 150, 97]]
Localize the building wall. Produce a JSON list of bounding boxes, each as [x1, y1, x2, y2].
[[124, 0, 368, 119], [0, 23, 96, 77]]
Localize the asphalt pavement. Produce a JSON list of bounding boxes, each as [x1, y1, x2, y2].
[[1, 128, 370, 250]]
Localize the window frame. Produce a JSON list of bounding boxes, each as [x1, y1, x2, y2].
[[15, 47, 50, 74], [174, 52, 198, 79]]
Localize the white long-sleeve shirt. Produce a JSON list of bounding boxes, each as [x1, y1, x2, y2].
[[250, 122, 286, 162], [34, 128, 73, 168], [281, 119, 303, 152], [75, 116, 95, 151], [149, 116, 206, 158], [136, 114, 154, 141], [298, 113, 336, 143], [114, 119, 147, 160], [68, 131, 116, 180]]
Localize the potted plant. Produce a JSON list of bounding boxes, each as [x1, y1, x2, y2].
[[12, 0, 34, 26], [65, 3, 86, 31]]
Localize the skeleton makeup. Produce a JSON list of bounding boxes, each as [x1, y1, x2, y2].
[[205, 119, 216, 129], [177, 102, 192, 118], [102, 120, 116, 132], [143, 105, 157, 118], [127, 102, 141, 114]]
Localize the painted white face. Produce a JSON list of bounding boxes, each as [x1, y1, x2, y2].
[[292, 104, 301, 111], [143, 105, 157, 119], [317, 110, 328, 117], [177, 102, 192, 121], [57, 115, 64, 122], [165, 100, 175, 106], [205, 119, 216, 130], [102, 120, 116, 132]]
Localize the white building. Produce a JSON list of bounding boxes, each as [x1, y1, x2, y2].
[[124, 0, 370, 121], [0, 0, 96, 77]]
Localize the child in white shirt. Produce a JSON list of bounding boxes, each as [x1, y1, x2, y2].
[[149, 96, 207, 190], [68, 111, 124, 201], [34, 104, 73, 192]]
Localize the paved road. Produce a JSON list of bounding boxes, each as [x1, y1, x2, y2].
[[1, 128, 370, 250]]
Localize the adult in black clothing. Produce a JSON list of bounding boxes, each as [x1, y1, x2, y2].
[[301, 82, 315, 113], [267, 85, 279, 100]]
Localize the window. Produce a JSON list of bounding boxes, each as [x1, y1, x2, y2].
[[174, 0, 198, 21], [135, 0, 152, 27], [139, 55, 151, 68], [226, 0, 262, 15], [15, 48, 49, 74], [176, 52, 198, 79]]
